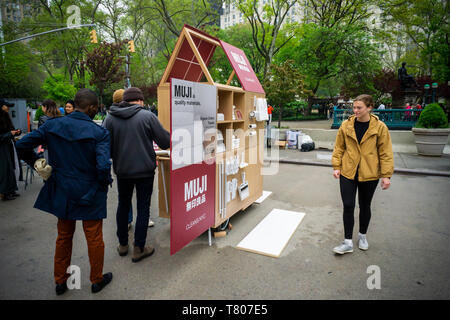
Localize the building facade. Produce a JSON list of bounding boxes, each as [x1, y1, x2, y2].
[[220, 1, 307, 29]]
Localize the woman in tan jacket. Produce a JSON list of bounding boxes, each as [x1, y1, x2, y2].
[[331, 94, 394, 254]]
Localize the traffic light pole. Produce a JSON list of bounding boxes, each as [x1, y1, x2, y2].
[[125, 53, 131, 88], [0, 24, 96, 47]]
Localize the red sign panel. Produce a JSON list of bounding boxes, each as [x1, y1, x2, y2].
[[220, 40, 265, 94], [170, 79, 216, 255], [170, 162, 215, 255]]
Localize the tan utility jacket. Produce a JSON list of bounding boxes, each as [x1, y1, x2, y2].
[[332, 114, 394, 181]]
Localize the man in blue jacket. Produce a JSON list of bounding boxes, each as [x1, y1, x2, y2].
[[16, 89, 113, 295]]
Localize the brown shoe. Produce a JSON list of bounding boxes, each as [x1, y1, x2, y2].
[[132, 245, 155, 263], [117, 244, 128, 256]]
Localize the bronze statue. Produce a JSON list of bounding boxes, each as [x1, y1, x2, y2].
[[398, 62, 418, 90]]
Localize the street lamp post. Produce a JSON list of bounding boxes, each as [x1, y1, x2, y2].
[[432, 82, 438, 103], [424, 84, 430, 106]]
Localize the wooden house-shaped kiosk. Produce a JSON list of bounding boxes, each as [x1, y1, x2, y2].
[[156, 25, 267, 229]]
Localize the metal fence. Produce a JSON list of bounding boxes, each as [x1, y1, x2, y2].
[[331, 109, 421, 129]]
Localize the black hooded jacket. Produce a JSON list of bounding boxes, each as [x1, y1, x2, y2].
[[103, 102, 170, 179]]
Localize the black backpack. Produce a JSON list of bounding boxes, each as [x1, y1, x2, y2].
[[300, 142, 315, 152]]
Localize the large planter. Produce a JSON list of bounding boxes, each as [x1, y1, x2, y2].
[[412, 127, 450, 156]]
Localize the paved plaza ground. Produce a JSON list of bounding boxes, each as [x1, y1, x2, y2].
[[0, 148, 449, 300]]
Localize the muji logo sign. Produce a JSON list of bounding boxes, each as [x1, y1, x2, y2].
[[230, 51, 250, 72], [174, 85, 194, 98]]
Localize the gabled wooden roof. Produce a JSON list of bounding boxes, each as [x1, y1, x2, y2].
[[159, 24, 264, 94]]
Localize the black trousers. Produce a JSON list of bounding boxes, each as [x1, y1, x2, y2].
[[339, 174, 379, 239], [116, 175, 154, 248]]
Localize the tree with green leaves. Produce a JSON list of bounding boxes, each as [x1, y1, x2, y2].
[[206, 23, 264, 84], [234, 0, 299, 79], [263, 60, 311, 128], [42, 74, 77, 104], [279, 22, 382, 113], [0, 41, 45, 99], [376, 0, 449, 82], [277, 0, 381, 114], [82, 41, 126, 106], [20, 0, 103, 85]]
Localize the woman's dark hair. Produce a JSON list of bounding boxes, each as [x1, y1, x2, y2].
[[65, 99, 75, 106], [0, 109, 14, 134], [42, 99, 61, 118]]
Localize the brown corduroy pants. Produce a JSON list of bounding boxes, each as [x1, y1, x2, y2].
[[54, 219, 104, 285]]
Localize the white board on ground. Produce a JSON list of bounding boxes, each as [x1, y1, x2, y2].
[[255, 190, 272, 204], [236, 209, 305, 258]]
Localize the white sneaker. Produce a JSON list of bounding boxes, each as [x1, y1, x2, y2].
[[358, 234, 369, 251], [148, 219, 155, 227], [333, 241, 354, 254]]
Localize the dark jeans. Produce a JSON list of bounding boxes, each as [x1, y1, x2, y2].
[[116, 175, 154, 248], [339, 174, 379, 239]]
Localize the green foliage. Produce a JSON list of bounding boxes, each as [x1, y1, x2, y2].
[[377, 0, 449, 81], [42, 74, 77, 104], [234, 0, 299, 78], [83, 41, 126, 106], [264, 60, 311, 108], [282, 115, 327, 121], [264, 60, 311, 126], [286, 100, 308, 111], [93, 113, 106, 121], [278, 22, 382, 99], [0, 42, 45, 98], [415, 103, 449, 129], [34, 106, 45, 121], [207, 23, 265, 83]]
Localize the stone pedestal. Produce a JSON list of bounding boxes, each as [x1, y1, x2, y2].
[[393, 89, 422, 107]]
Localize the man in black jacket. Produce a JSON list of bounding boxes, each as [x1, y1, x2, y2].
[[103, 87, 170, 262]]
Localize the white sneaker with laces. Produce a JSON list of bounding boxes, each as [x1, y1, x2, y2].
[[333, 241, 353, 254], [358, 234, 369, 250], [148, 219, 155, 227]]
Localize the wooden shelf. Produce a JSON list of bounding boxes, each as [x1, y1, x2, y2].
[[217, 120, 244, 124]]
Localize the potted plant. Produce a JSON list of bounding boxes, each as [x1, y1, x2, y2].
[[412, 103, 450, 156]]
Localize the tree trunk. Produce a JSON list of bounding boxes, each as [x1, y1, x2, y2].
[[306, 80, 321, 116], [278, 107, 282, 129], [98, 86, 104, 110]]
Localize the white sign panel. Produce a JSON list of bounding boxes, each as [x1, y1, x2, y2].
[[171, 79, 217, 171]]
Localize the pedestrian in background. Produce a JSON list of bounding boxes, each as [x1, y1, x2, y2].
[[331, 94, 394, 255], [103, 87, 170, 263], [65, 100, 75, 115], [328, 103, 334, 119], [38, 99, 61, 128], [267, 104, 274, 125], [16, 89, 113, 295], [405, 102, 412, 121], [0, 100, 21, 201]]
